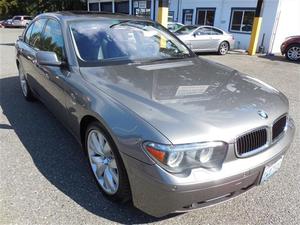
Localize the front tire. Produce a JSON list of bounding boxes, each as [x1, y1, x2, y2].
[[285, 44, 300, 61], [218, 41, 229, 55], [85, 122, 131, 202], [18, 63, 34, 101]]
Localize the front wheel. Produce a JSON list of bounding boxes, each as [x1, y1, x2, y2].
[[85, 122, 131, 202], [218, 41, 229, 55], [285, 44, 300, 61], [18, 63, 34, 101]]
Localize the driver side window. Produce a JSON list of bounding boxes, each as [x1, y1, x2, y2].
[[42, 19, 65, 61]]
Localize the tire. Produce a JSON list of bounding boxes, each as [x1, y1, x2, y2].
[[218, 41, 229, 55], [85, 121, 131, 202], [18, 62, 35, 101], [285, 44, 300, 61]]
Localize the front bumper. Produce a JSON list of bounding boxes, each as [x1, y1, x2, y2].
[[121, 118, 295, 217]]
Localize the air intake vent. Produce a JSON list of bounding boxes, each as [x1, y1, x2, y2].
[[272, 116, 287, 141], [236, 128, 267, 157]]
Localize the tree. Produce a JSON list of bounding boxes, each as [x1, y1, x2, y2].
[[0, 0, 87, 19]]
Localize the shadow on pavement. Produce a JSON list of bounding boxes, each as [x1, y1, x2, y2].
[[0, 76, 177, 224], [258, 54, 300, 64]]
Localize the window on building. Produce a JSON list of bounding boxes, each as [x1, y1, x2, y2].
[[168, 11, 174, 22], [196, 8, 215, 26], [115, 0, 129, 14], [101, 2, 113, 12], [133, 0, 151, 18], [182, 9, 193, 25], [230, 9, 255, 33], [89, 2, 100, 12]]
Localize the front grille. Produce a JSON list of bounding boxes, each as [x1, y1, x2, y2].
[[236, 128, 267, 156], [272, 116, 287, 141]]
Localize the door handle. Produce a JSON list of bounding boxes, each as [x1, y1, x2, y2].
[[70, 92, 77, 105], [44, 72, 50, 80]]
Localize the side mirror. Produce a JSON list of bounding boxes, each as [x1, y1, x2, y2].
[[193, 32, 197, 37], [36, 51, 62, 66], [18, 35, 23, 41]]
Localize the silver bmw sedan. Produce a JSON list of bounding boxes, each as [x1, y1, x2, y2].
[[15, 12, 295, 218], [175, 25, 235, 55]]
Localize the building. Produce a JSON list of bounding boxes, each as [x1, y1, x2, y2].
[[87, 0, 157, 20], [87, 0, 300, 54]]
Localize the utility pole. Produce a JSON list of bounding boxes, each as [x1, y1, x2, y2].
[[248, 0, 264, 55], [158, 0, 169, 27]]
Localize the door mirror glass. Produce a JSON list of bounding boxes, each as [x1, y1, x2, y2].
[[36, 51, 62, 66]]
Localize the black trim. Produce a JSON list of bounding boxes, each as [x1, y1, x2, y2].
[[228, 7, 256, 34], [195, 7, 216, 26], [159, 0, 169, 8], [255, 0, 264, 17]]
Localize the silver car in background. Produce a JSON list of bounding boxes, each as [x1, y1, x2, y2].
[[11, 15, 33, 27], [176, 25, 235, 55]]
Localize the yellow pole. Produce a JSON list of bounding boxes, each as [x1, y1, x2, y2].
[[248, 0, 264, 55], [157, 0, 169, 28], [158, 0, 169, 48]]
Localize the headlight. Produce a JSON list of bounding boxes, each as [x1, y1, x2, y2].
[[143, 141, 228, 173]]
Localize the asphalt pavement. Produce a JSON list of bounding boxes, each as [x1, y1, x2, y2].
[[0, 28, 299, 225]]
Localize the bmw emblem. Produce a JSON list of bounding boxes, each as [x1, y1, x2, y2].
[[258, 110, 268, 119]]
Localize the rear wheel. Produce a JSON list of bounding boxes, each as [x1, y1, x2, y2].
[[18, 63, 34, 101], [285, 44, 300, 61], [218, 41, 229, 55], [85, 122, 131, 202]]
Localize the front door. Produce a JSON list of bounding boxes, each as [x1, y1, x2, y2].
[[190, 27, 213, 51], [35, 18, 69, 123]]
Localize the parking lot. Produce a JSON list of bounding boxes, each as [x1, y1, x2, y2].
[[0, 28, 299, 225]]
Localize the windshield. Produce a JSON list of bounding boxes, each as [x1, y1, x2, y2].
[[69, 20, 192, 65], [175, 26, 198, 35]]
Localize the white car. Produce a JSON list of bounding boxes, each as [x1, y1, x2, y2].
[[11, 15, 33, 27]]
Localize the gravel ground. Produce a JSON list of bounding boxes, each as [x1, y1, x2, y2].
[[0, 28, 299, 225]]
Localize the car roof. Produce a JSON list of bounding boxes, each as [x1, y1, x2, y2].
[[39, 11, 151, 22]]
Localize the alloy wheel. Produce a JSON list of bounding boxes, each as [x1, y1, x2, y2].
[[287, 46, 300, 61], [87, 129, 119, 195], [219, 42, 229, 55]]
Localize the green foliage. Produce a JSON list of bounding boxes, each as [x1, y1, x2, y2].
[[0, 0, 87, 19]]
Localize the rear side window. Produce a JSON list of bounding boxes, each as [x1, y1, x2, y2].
[[211, 28, 223, 35], [24, 17, 33, 20], [42, 19, 65, 61], [24, 23, 34, 44], [29, 19, 47, 50]]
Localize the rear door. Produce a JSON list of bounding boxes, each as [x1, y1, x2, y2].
[[19, 18, 47, 94], [209, 27, 224, 50]]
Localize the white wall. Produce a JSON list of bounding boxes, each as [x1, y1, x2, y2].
[[270, 0, 300, 53]]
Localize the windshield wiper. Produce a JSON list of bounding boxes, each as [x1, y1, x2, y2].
[[109, 20, 130, 28], [149, 54, 191, 63]]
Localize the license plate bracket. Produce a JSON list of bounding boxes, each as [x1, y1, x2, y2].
[[260, 157, 284, 184]]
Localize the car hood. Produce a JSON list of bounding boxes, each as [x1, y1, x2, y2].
[[80, 57, 288, 144]]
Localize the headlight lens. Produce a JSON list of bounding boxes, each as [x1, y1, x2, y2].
[[144, 141, 228, 173]]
